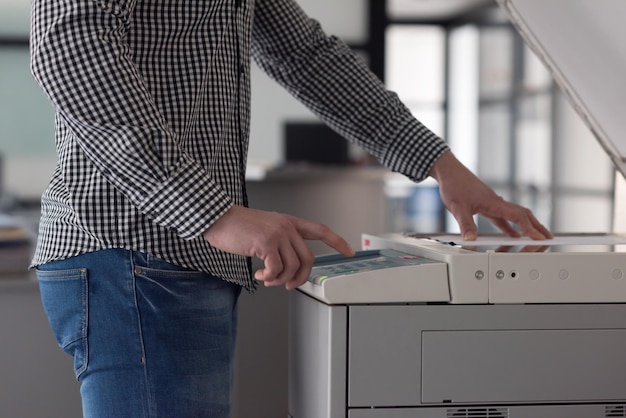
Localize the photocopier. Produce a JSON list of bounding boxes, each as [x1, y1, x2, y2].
[[288, 1, 626, 417]]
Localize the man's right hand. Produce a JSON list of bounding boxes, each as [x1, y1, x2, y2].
[[203, 205, 355, 290]]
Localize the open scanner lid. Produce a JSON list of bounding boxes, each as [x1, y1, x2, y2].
[[497, 0, 626, 178]]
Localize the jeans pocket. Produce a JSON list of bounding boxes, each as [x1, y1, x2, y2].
[[36, 267, 89, 379]]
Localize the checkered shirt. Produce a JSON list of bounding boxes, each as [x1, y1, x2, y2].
[[29, 0, 449, 289]]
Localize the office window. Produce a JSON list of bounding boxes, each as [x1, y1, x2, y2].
[[385, 25, 445, 137], [374, 1, 615, 233], [478, 27, 513, 100]]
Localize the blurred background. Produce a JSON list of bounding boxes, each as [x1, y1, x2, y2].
[[0, 0, 616, 238], [0, 0, 618, 417]]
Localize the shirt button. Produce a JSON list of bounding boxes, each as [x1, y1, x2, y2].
[[239, 64, 245, 75]]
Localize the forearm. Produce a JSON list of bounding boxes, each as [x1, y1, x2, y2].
[[252, 0, 449, 182]]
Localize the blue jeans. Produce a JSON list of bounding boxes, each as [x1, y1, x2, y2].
[[36, 248, 242, 418]]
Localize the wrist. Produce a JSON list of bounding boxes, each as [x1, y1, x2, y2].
[[428, 150, 456, 182], [203, 204, 240, 239]]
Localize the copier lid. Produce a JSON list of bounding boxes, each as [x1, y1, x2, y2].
[[497, 0, 626, 178]]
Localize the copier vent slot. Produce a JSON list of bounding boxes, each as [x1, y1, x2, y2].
[[446, 408, 509, 418], [606, 405, 626, 417]]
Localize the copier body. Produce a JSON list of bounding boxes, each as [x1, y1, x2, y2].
[[289, 235, 626, 418]]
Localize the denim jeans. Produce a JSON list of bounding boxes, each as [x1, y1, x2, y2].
[[36, 248, 242, 418]]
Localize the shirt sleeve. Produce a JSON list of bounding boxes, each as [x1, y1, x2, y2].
[[251, 0, 450, 182], [30, 0, 232, 239]]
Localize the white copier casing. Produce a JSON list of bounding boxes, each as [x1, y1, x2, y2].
[[289, 1, 626, 418]]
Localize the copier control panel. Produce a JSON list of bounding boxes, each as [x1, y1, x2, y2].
[[298, 249, 449, 304]]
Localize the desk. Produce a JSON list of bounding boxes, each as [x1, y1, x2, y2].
[[0, 273, 82, 418]]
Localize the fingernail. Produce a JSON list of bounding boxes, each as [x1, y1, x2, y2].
[[463, 232, 477, 241]]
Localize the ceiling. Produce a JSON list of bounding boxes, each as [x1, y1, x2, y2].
[[387, 0, 494, 19]]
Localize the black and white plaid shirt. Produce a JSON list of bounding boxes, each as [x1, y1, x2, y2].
[[29, 0, 448, 289]]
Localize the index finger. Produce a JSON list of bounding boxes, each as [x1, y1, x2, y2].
[[290, 217, 355, 257]]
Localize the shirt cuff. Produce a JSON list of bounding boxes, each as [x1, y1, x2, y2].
[[381, 117, 450, 182], [137, 155, 234, 240]]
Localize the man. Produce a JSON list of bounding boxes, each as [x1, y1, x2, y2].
[[30, 0, 551, 417]]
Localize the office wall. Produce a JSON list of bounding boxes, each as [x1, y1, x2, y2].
[[614, 174, 626, 233], [0, 1, 29, 37]]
